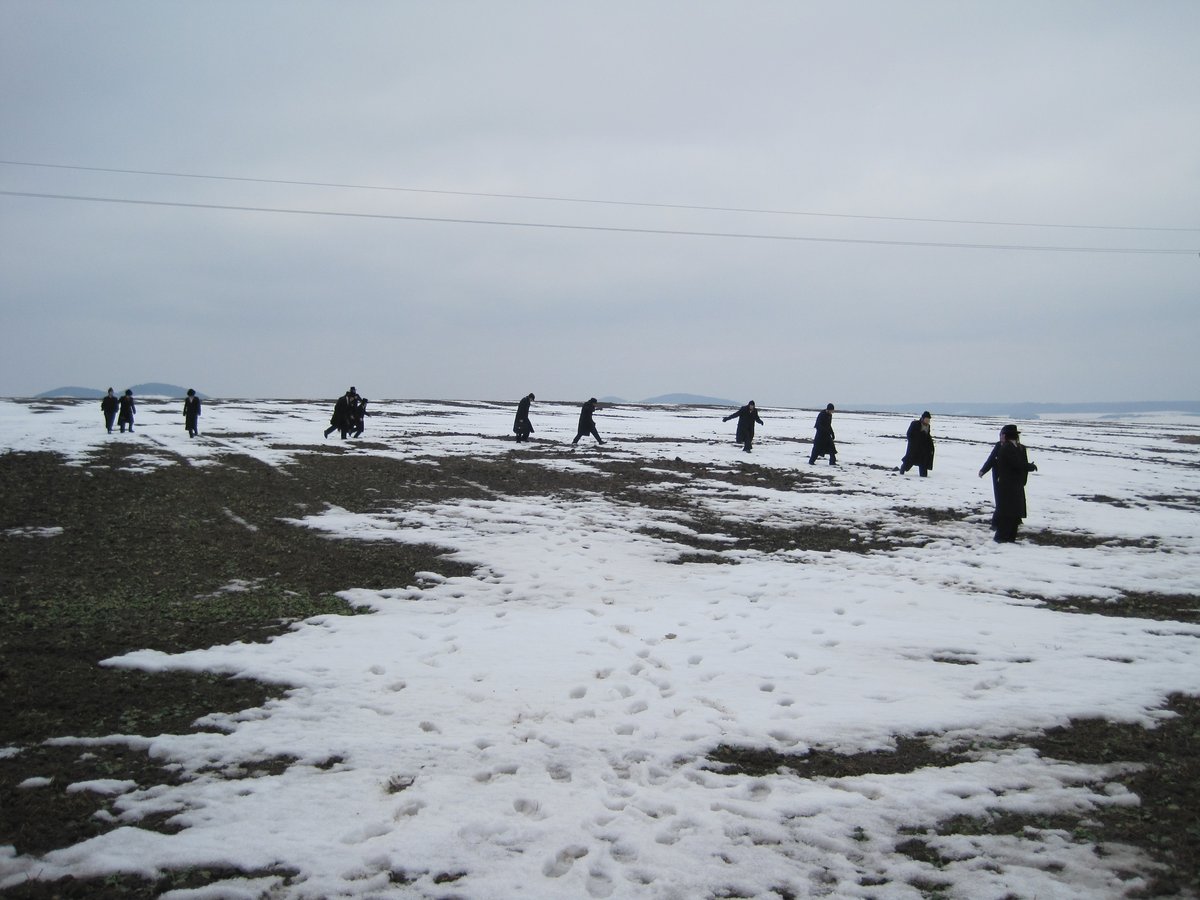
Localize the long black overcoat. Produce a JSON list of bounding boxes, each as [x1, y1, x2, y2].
[[118, 394, 136, 426], [812, 410, 836, 457], [577, 400, 596, 433], [902, 419, 934, 470], [513, 396, 534, 435], [993, 441, 1034, 530], [725, 405, 762, 443], [979, 441, 1002, 524], [183, 396, 202, 431], [329, 395, 350, 429]]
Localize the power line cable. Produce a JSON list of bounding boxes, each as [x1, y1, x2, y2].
[[2, 189, 1195, 255], [1, 158, 1196, 234]]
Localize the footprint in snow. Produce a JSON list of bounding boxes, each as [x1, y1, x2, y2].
[[513, 798, 546, 819], [543, 845, 589, 878], [587, 868, 615, 898]]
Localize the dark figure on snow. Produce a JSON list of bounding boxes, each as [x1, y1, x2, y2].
[[117, 389, 136, 433], [899, 411, 934, 476], [324, 389, 355, 440], [572, 398, 605, 445], [513, 393, 535, 442], [809, 403, 837, 466], [183, 388, 202, 438], [100, 388, 119, 433], [350, 396, 371, 438], [980, 423, 1037, 543], [723, 401, 763, 453], [977, 426, 1006, 525]]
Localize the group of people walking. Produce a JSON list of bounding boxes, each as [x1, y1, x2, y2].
[[323, 387, 370, 440], [100, 387, 202, 437], [722, 400, 1037, 544], [99, 386, 1038, 544], [100, 388, 136, 434]]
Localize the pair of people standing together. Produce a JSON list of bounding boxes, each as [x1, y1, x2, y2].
[[100, 388, 137, 434], [324, 388, 370, 440], [979, 423, 1038, 542], [100, 388, 201, 436], [898, 411, 1037, 541]]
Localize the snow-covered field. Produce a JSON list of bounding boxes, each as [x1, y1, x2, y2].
[[2, 397, 1199, 899]]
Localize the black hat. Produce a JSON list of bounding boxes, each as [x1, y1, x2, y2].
[[1001, 424, 1020, 437], [921, 411, 932, 419], [826, 403, 835, 410]]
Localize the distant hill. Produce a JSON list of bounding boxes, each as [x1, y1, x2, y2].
[[640, 393, 738, 406], [35, 386, 107, 399], [37, 383, 206, 399]]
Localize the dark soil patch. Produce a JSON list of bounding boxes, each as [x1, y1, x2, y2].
[[940, 694, 1200, 898], [1023, 529, 1160, 550], [0, 743, 187, 856], [1141, 493, 1200, 512], [706, 696, 1200, 898], [897, 506, 972, 525], [707, 736, 968, 778], [0, 445, 475, 874], [1036, 591, 1200, 624], [0, 867, 300, 899], [1076, 493, 1136, 508], [641, 515, 893, 562]]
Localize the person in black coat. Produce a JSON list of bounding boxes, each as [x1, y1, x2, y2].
[[899, 411, 934, 476], [117, 389, 136, 433], [572, 398, 605, 445], [324, 390, 353, 439], [809, 403, 837, 465], [350, 396, 370, 438], [513, 393, 535, 442], [100, 388, 119, 433], [183, 388, 202, 438], [981, 423, 1037, 542], [723, 401, 763, 453], [977, 428, 1004, 529]]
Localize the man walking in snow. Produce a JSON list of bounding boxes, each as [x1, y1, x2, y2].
[[572, 398, 605, 445], [723, 400, 763, 453], [513, 393, 535, 442], [809, 403, 837, 466]]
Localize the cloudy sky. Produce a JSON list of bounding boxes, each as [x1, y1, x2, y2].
[[1, 1, 1197, 405]]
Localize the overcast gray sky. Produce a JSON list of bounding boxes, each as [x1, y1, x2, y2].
[[2, 1, 1197, 405]]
